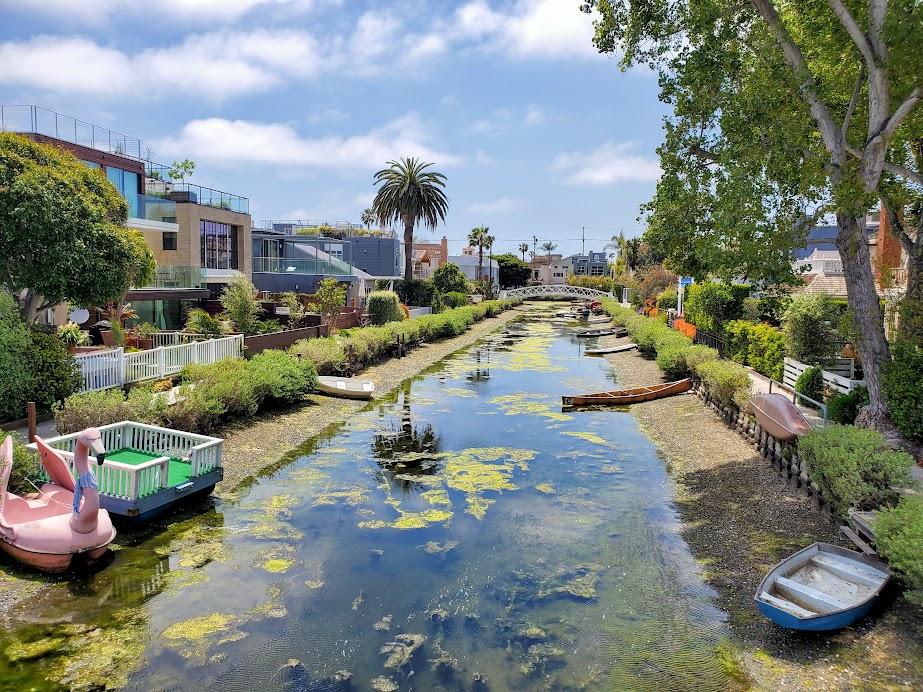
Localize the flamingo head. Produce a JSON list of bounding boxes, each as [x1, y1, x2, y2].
[[77, 428, 106, 465]]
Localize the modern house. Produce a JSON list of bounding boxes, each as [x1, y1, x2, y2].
[[563, 251, 609, 277], [0, 105, 252, 328], [251, 221, 402, 302]]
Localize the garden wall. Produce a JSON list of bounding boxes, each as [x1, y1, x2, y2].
[[244, 326, 325, 356]]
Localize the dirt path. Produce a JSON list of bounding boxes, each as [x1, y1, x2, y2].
[[598, 333, 923, 689], [215, 308, 523, 496]]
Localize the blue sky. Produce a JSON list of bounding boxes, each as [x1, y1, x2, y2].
[[0, 0, 667, 257]]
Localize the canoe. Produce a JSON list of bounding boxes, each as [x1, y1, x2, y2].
[[316, 376, 376, 400], [585, 343, 638, 356], [574, 328, 621, 338], [586, 315, 611, 324], [754, 543, 890, 631], [562, 378, 692, 407], [750, 393, 812, 441]]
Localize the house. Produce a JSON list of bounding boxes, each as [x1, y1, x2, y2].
[[1, 105, 252, 328], [528, 254, 568, 285], [412, 237, 449, 279], [447, 254, 499, 284], [563, 251, 609, 277], [251, 221, 402, 303]]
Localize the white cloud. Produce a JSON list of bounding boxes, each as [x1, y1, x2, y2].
[[466, 120, 495, 135], [0, 0, 323, 24], [466, 196, 523, 214], [474, 149, 494, 166], [0, 36, 133, 92], [552, 142, 661, 185], [524, 105, 545, 125], [155, 114, 462, 170], [353, 191, 376, 207]]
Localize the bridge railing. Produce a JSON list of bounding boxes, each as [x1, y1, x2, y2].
[[501, 285, 613, 300]]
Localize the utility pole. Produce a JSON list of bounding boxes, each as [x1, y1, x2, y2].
[[581, 226, 585, 255], [532, 235, 537, 258]]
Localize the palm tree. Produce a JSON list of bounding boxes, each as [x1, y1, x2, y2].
[[361, 207, 376, 229], [373, 157, 448, 282], [540, 241, 558, 263], [518, 243, 529, 261], [485, 233, 495, 284], [468, 226, 490, 281]]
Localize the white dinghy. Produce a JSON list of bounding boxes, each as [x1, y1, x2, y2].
[[316, 376, 376, 400]]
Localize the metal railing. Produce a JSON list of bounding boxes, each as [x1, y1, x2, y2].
[[252, 256, 354, 276], [259, 219, 396, 238], [693, 330, 726, 355], [1, 105, 143, 159], [145, 176, 249, 214], [766, 377, 828, 424]]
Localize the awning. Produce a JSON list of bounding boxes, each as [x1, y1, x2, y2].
[[125, 288, 210, 301]]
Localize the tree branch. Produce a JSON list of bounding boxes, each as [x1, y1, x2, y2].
[[880, 195, 916, 255], [868, 0, 888, 60], [843, 65, 866, 136], [749, 0, 840, 153], [880, 87, 922, 140], [826, 0, 877, 67], [845, 144, 923, 186]]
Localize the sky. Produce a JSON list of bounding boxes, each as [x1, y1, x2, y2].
[[0, 0, 668, 257]]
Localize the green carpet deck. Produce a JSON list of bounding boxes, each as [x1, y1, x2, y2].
[[106, 448, 195, 492]]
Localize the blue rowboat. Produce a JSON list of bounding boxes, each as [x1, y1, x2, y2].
[[754, 543, 890, 631]]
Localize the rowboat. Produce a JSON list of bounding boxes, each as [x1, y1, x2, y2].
[[754, 543, 890, 631], [575, 329, 619, 338], [750, 393, 812, 441], [316, 376, 376, 400], [562, 378, 691, 407], [585, 343, 638, 356], [586, 315, 611, 324]]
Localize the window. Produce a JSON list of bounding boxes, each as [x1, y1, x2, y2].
[[162, 232, 177, 251], [200, 220, 238, 269], [105, 167, 139, 217], [590, 265, 604, 276]]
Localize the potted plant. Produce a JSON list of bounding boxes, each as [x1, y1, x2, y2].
[[57, 322, 90, 353], [132, 322, 158, 350]]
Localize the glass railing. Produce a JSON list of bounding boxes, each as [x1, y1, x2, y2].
[[253, 256, 354, 276], [144, 175, 249, 214], [132, 194, 177, 224], [143, 266, 205, 289], [0, 105, 143, 159]]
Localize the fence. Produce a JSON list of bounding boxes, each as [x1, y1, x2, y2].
[[783, 356, 863, 395], [75, 335, 244, 392], [693, 330, 726, 356]]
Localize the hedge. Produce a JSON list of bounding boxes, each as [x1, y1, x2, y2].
[[443, 291, 469, 309], [798, 425, 914, 519], [695, 360, 752, 408], [683, 282, 751, 334], [876, 495, 923, 606], [367, 291, 406, 325], [781, 294, 840, 366], [724, 320, 785, 381], [882, 342, 923, 443]]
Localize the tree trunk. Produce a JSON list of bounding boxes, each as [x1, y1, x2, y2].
[[22, 289, 45, 324], [899, 234, 923, 345], [403, 220, 414, 284], [478, 247, 483, 282], [836, 213, 891, 425]]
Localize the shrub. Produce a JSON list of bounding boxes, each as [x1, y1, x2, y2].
[[724, 320, 754, 364], [26, 329, 82, 413], [875, 495, 923, 606], [389, 279, 437, 308], [0, 431, 42, 494], [289, 337, 346, 375], [782, 294, 840, 365], [367, 291, 405, 325], [746, 323, 785, 381], [657, 345, 690, 379], [827, 387, 869, 425], [254, 319, 284, 334], [431, 263, 469, 294], [682, 344, 720, 373], [794, 365, 824, 406], [695, 359, 752, 408], [248, 349, 318, 404], [799, 425, 913, 519], [57, 321, 90, 346], [656, 288, 678, 310], [684, 282, 750, 334], [882, 342, 923, 443], [219, 275, 263, 335], [0, 292, 36, 422], [53, 386, 166, 434], [443, 291, 469, 309], [637, 265, 678, 303], [186, 308, 228, 337]]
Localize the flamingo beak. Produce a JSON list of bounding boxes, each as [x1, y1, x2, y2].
[[89, 438, 106, 465]]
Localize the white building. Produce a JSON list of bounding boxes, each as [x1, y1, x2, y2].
[[447, 254, 499, 283]]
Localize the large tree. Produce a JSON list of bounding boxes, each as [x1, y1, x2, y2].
[[495, 253, 531, 288], [583, 0, 923, 431], [372, 157, 448, 283], [0, 133, 148, 322]]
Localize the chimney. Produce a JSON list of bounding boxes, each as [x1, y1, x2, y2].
[[876, 199, 902, 289], [439, 236, 448, 266]]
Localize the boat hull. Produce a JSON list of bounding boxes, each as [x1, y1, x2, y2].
[[755, 598, 877, 632], [750, 393, 811, 440], [563, 378, 692, 407], [0, 536, 112, 574], [316, 376, 375, 400]]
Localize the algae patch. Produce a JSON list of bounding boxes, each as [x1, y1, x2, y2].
[[535, 483, 556, 494], [562, 431, 611, 447]]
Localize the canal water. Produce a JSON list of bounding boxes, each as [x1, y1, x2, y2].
[[0, 305, 733, 691]]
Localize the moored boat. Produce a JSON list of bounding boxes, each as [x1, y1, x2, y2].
[[754, 543, 890, 631], [750, 393, 812, 440], [562, 378, 691, 407], [585, 343, 638, 356], [574, 328, 623, 338], [317, 376, 376, 400]]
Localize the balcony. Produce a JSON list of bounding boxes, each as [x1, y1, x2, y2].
[[253, 256, 354, 276], [1, 105, 143, 159], [136, 194, 177, 224], [146, 168, 249, 214], [147, 266, 205, 289]]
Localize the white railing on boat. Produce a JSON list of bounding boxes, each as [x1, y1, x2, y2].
[[74, 335, 243, 392], [25, 421, 223, 501]]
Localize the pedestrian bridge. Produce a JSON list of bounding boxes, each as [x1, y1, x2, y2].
[[500, 284, 612, 301]]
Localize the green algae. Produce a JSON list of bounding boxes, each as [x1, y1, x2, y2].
[[164, 569, 210, 590], [263, 558, 296, 573], [288, 467, 328, 484], [421, 488, 451, 506], [714, 639, 751, 688], [489, 392, 573, 421], [312, 485, 371, 508], [161, 612, 241, 661], [600, 464, 623, 474], [443, 387, 475, 397], [421, 540, 459, 555], [562, 431, 611, 446], [359, 508, 453, 530], [305, 579, 326, 589], [5, 636, 66, 662], [535, 483, 556, 494], [380, 633, 427, 669]]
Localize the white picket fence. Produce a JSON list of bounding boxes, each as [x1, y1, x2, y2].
[[75, 335, 244, 392], [783, 356, 864, 395]]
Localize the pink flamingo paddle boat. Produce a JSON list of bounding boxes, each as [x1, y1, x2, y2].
[[0, 428, 116, 573]]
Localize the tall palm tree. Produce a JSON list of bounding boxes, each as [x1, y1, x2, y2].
[[468, 226, 490, 281], [373, 157, 448, 282], [540, 241, 558, 263], [518, 243, 529, 261], [485, 233, 495, 284], [361, 207, 376, 229]]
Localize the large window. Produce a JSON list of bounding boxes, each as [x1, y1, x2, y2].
[[162, 232, 177, 251], [105, 167, 139, 217], [200, 220, 238, 269]]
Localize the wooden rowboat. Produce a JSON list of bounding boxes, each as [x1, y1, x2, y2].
[[316, 376, 375, 400], [754, 543, 890, 631], [586, 315, 611, 324], [562, 378, 691, 407], [574, 328, 622, 338], [585, 343, 638, 356], [750, 393, 811, 441]]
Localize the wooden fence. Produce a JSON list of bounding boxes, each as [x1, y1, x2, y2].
[[74, 335, 244, 392], [782, 357, 863, 395]]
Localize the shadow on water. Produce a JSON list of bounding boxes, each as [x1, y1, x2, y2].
[[0, 304, 743, 691]]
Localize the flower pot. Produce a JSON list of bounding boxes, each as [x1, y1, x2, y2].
[[66, 344, 76, 354], [100, 330, 115, 347], [138, 338, 154, 350]]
